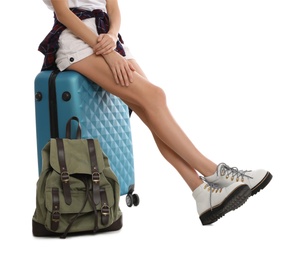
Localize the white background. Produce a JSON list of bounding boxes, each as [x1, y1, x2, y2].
[[1, 0, 300, 259]]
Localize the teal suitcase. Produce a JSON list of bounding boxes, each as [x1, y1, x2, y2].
[[34, 70, 139, 206]]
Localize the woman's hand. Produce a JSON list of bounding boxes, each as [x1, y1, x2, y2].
[[93, 33, 117, 55], [103, 51, 135, 86]]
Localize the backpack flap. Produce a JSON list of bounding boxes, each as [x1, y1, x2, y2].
[[49, 138, 106, 175]]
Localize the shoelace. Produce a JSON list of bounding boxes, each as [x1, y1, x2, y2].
[[219, 163, 253, 181], [207, 183, 223, 210], [200, 176, 222, 210]]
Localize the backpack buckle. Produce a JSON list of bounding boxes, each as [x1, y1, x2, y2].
[[92, 172, 100, 183], [52, 211, 60, 222], [61, 171, 70, 183], [101, 203, 110, 216]]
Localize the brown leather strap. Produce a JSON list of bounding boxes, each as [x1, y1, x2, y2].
[[100, 188, 109, 225], [87, 139, 101, 205], [56, 139, 72, 205], [51, 188, 60, 231], [65, 116, 81, 139], [87, 139, 109, 225]]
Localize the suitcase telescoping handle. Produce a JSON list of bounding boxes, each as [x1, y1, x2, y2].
[[65, 116, 82, 139]]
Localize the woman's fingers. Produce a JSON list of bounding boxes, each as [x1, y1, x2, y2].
[[94, 34, 117, 55], [95, 41, 115, 55], [103, 52, 135, 86], [115, 62, 134, 86]]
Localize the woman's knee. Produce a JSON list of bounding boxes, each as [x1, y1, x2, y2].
[[149, 85, 166, 106], [133, 83, 166, 114]]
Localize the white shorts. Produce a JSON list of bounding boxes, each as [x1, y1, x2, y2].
[[56, 18, 134, 71]]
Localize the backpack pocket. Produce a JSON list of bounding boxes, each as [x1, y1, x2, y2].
[[43, 172, 117, 236]]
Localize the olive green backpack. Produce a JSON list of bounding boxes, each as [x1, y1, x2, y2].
[[32, 117, 122, 238]]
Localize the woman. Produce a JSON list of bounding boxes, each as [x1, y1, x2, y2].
[[39, 0, 272, 225]]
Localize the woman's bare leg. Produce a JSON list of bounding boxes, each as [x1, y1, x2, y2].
[[68, 54, 217, 186], [124, 60, 204, 190], [128, 100, 203, 190]]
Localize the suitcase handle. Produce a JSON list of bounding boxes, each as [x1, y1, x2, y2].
[[65, 116, 82, 139]]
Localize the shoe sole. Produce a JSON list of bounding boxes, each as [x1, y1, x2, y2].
[[200, 185, 251, 225], [251, 172, 273, 196]]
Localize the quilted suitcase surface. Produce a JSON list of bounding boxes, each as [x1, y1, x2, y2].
[[34, 70, 139, 205]]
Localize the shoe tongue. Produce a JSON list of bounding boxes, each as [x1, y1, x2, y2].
[[216, 162, 227, 175], [203, 163, 228, 183]]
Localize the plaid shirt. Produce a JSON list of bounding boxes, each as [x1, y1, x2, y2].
[[38, 8, 125, 71]]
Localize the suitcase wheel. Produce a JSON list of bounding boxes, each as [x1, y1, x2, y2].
[[125, 185, 139, 207], [126, 193, 140, 207]]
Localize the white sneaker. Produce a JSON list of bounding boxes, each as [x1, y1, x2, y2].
[[193, 182, 251, 225], [205, 163, 273, 196]]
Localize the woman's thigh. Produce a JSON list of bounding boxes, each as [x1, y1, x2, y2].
[[68, 54, 162, 108]]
